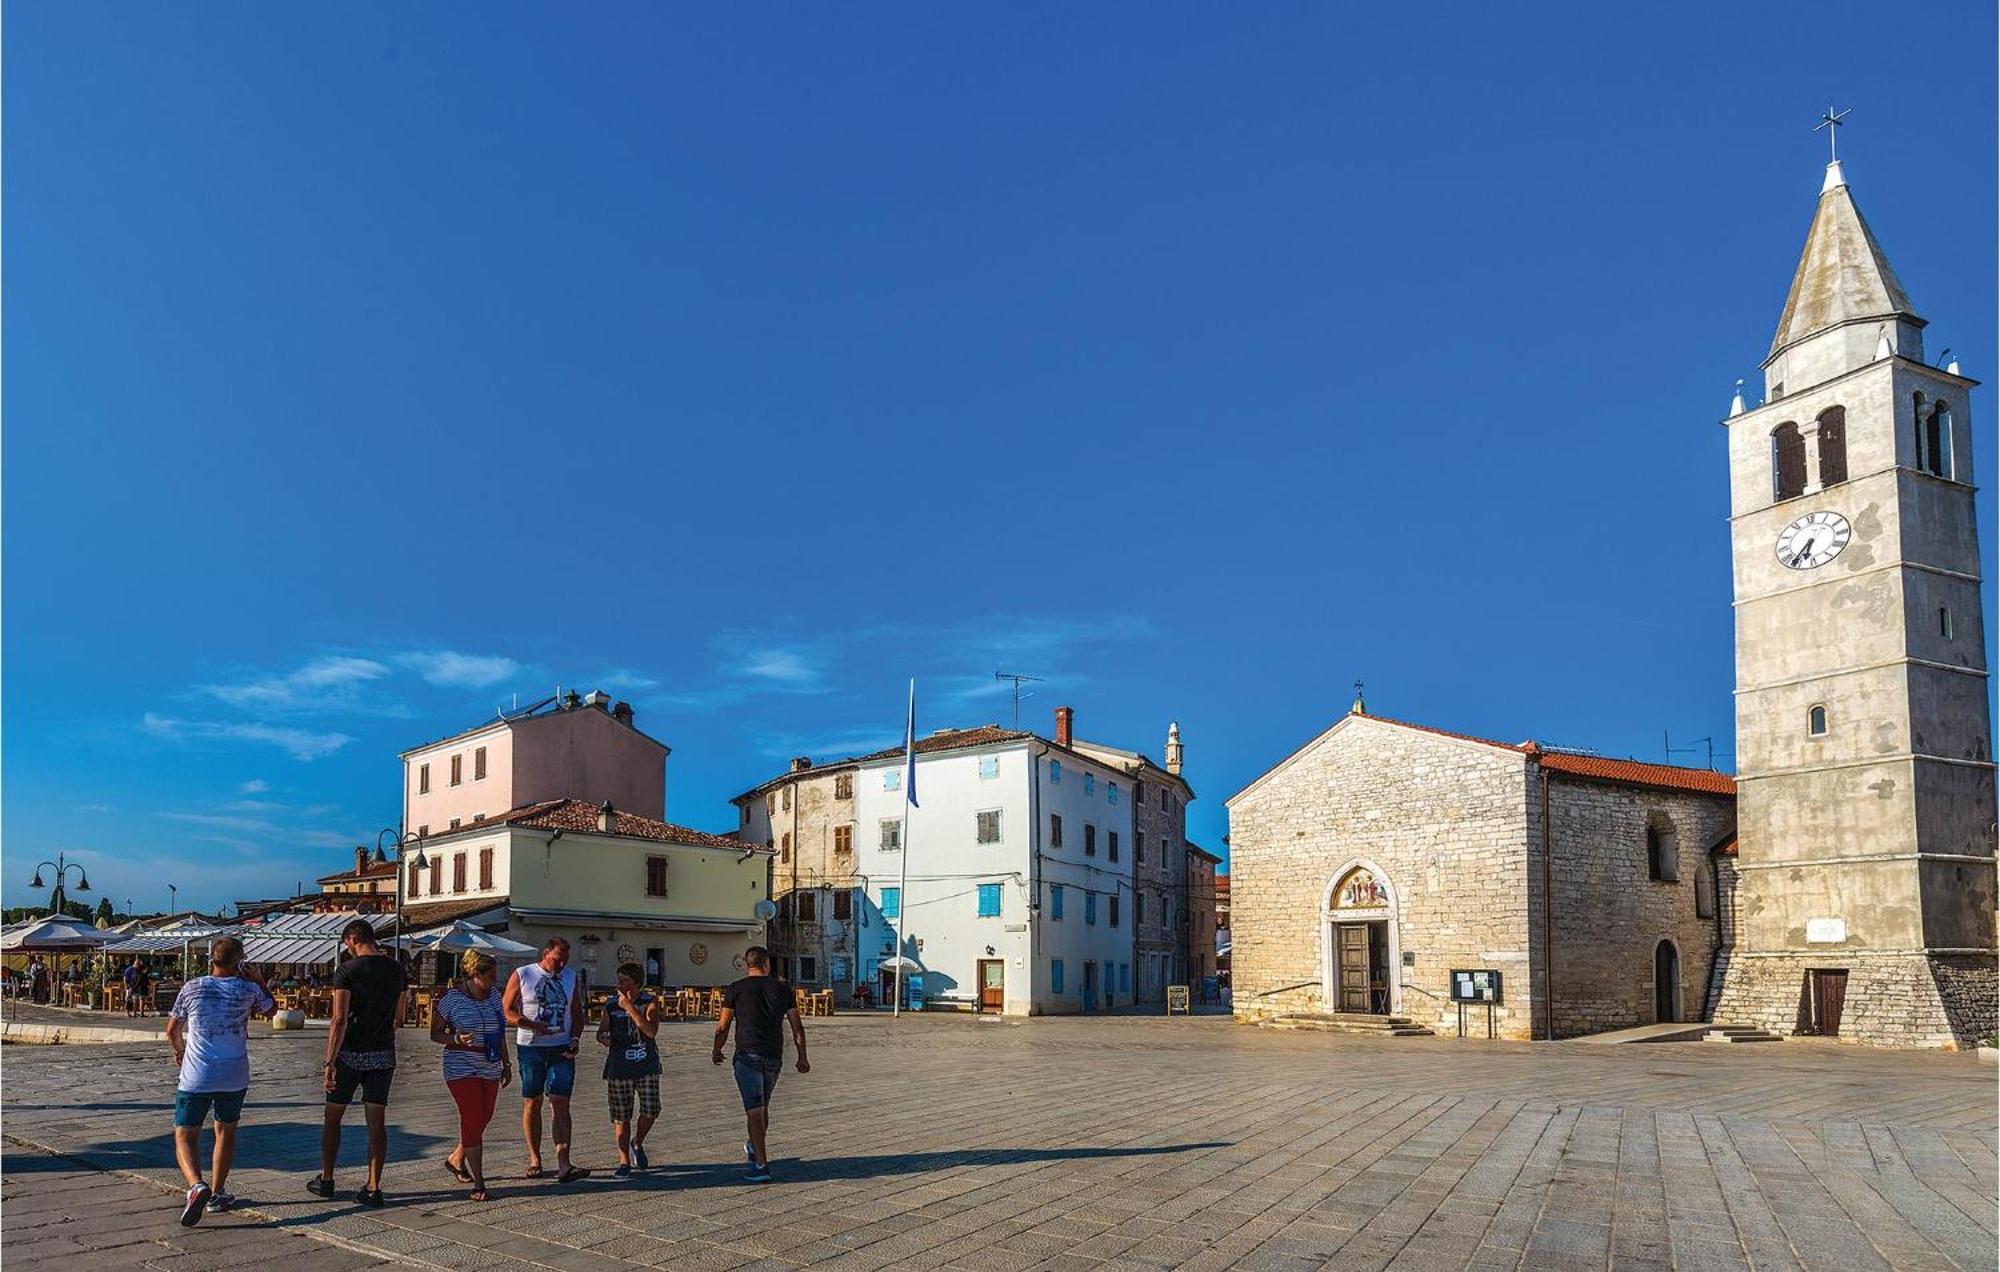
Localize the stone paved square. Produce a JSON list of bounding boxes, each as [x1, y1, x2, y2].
[[2, 1011, 1994, 1270]]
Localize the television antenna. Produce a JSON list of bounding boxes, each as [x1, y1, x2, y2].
[[1663, 729, 1730, 771], [994, 671, 1043, 726]]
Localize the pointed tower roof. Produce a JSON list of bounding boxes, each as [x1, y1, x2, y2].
[[1767, 163, 1921, 364]]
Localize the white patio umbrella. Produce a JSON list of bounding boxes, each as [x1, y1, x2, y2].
[[3, 917, 109, 1018], [407, 920, 538, 957], [2, 916, 110, 951]]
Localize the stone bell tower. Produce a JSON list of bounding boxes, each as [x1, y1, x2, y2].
[[1712, 143, 1997, 1047]]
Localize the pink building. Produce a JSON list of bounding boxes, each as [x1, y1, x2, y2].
[[400, 690, 669, 835]]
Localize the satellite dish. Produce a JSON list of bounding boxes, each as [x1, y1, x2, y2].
[[824, 919, 846, 941], [753, 899, 778, 922]]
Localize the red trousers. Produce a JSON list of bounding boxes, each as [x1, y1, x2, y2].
[[447, 1076, 500, 1147]]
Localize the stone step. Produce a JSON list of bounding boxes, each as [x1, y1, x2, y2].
[[1703, 1027, 1784, 1043], [1260, 1013, 1436, 1038]]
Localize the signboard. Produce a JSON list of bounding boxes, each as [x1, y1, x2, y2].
[[1449, 969, 1502, 1004], [1166, 984, 1191, 1015], [1805, 917, 1847, 944]]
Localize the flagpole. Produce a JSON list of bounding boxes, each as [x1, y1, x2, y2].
[[894, 679, 914, 1019]]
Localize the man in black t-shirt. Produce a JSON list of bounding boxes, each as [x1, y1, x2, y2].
[[713, 946, 809, 1183], [309, 919, 407, 1206]]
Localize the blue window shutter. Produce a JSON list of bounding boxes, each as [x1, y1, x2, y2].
[[1051, 959, 1064, 995], [977, 884, 1001, 917], [1051, 885, 1064, 920], [881, 887, 900, 919], [1086, 893, 1097, 925]]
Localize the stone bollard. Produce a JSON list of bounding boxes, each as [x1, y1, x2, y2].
[[271, 1009, 306, 1031]]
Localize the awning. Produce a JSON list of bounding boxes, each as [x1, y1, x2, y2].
[[238, 934, 348, 966], [508, 908, 757, 935], [103, 929, 238, 954]]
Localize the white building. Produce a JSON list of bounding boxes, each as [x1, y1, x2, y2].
[[836, 711, 1160, 1015]]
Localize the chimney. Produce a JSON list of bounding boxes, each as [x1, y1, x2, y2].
[[1165, 722, 1183, 776], [354, 846, 369, 876], [1054, 706, 1074, 748], [597, 801, 617, 833], [583, 689, 612, 711], [789, 756, 813, 773], [612, 701, 634, 726]]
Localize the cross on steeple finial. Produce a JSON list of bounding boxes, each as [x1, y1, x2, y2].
[[1814, 105, 1851, 162], [1350, 679, 1367, 716]]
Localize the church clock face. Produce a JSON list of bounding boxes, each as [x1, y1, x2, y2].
[[1775, 510, 1852, 570]]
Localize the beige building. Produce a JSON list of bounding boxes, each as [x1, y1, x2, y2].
[[1070, 721, 1193, 1003], [401, 799, 771, 986], [1712, 154, 1996, 1047], [733, 758, 867, 1003], [400, 690, 669, 834], [1228, 708, 1735, 1040], [1186, 844, 1222, 993], [392, 692, 771, 988]]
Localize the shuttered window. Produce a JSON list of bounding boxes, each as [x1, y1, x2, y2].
[[646, 856, 668, 897]]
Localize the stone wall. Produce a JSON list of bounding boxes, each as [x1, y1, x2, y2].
[[1227, 715, 1536, 1039], [1538, 774, 1735, 1038], [757, 766, 867, 1002], [1712, 950, 1998, 1049]]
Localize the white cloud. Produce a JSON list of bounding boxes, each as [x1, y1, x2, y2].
[[739, 648, 824, 687], [396, 650, 522, 689], [200, 656, 390, 712], [143, 713, 355, 761], [239, 779, 270, 795]]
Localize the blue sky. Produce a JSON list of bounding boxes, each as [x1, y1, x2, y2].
[[7, 5, 1994, 913]]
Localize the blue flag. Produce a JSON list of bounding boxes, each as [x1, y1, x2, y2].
[[903, 679, 919, 808]]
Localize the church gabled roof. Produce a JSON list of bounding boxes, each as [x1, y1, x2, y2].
[[1767, 162, 1921, 362]]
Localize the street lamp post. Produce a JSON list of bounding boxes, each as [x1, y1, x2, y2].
[[168, 884, 178, 916], [28, 852, 92, 919], [377, 828, 429, 963]]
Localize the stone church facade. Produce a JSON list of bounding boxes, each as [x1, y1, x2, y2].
[[1228, 711, 1735, 1041]]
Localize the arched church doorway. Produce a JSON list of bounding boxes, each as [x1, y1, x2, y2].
[[1322, 863, 1398, 1015], [1654, 939, 1680, 1023]]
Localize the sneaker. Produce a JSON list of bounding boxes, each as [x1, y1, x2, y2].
[[743, 1166, 773, 1184], [179, 1182, 212, 1227], [613, 1163, 631, 1180], [633, 1144, 649, 1172], [209, 1189, 238, 1214], [306, 1175, 337, 1200], [357, 1187, 386, 1208], [743, 1140, 757, 1168]]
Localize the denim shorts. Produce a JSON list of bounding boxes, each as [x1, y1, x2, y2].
[[517, 1044, 575, 1099], [174, 1088, 247, 1127], [732, 1053, 781, 1111]]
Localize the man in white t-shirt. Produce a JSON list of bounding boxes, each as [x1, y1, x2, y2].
[[165, 936, 275, 1225], [502, 936, 590, 1182]]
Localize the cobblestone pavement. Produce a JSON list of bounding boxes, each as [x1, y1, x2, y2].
[[2, 1011, 1993, 1270]]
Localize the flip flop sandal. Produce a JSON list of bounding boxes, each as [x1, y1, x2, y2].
[[444, 1159, 473, 1184], [556, 1165, 592, 1184], [523, 1164, 545, 1179], [469, 1186, 489, 1202]]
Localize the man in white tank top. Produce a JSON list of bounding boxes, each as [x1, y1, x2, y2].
[[502, 937, 590, 1182]]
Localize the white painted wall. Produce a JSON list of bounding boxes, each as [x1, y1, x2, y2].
[[854, 738, 1135, 1015]]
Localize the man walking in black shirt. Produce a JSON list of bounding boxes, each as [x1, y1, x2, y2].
[[310, 919, 408, 1206], [713, 946, 808, 1183]]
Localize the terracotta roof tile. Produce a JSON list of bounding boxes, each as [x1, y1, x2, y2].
[[401, 896, 510, 928], [431, 799, 757, 852], [1533, 751, 1736, 796], [854, 725, 1033, 762], [1351, 714, 1735, 797]]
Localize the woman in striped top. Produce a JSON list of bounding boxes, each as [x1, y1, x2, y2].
[[429, 951, 511, 1201]]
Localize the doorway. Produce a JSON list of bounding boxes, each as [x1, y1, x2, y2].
[[1081, 961, 1099, 1013], [976, 959, 1005, 1013], [1803, 969, 1848, 1036], [1334, 922, 1389, 1013], [1654, 939, 1680, 1023]]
